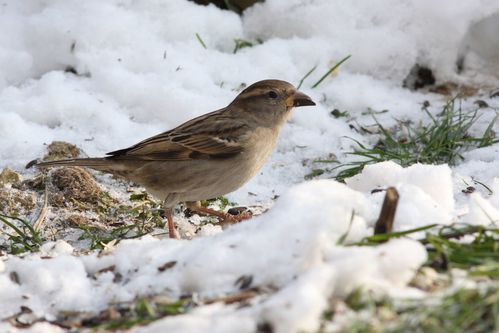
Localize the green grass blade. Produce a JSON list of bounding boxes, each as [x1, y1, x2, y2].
[[195, 33, 207, 49], [297, 65, 317, 89], [311, 55, 351, 88]]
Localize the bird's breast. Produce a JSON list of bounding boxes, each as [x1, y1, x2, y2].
[[240, 126, 280, 172]]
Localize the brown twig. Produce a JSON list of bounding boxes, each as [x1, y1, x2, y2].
[[374, 187, 399, 235]]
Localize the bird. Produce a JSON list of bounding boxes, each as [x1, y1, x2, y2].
[[35, 79, 316, 238]]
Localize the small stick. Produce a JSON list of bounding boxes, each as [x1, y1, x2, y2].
[[374, 187, 399, 235]]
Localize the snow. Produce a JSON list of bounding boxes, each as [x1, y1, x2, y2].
[[2, 180, 426, 332], [346, 162, 455, 230], [0, 0, 499, 332], [243, 0, 499, 82]]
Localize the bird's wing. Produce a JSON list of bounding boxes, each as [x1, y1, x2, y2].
[[106, 109, 251, 161]]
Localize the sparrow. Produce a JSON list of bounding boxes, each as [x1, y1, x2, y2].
[[35, 79, 316, 238]]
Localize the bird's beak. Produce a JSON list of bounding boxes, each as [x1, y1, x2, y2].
[[285, 91, 316, 108]]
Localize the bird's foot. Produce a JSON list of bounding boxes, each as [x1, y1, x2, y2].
[[185, 202, 253, 227], [224, 207, 253, 222], [164, 208, 179, 239]]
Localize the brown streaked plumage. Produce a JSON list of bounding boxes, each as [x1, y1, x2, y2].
[[35, 79, 316, 238]]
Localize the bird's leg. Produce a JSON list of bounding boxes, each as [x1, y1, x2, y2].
[[185, 201, 252, 225], [164, 207, 178, 239]]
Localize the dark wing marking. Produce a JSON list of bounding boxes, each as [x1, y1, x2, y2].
[[106, 109, 250, 161]]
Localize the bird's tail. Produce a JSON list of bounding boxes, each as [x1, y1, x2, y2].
[[35, 158, 111, 171]]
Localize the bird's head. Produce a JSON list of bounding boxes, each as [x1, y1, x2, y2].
[[229, 79, 315, 125]]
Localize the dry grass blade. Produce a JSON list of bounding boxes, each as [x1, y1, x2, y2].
[[33, 187, 48, 232], [204, 290, 259, 305]]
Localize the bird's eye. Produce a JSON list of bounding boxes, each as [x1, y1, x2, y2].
[[268, 91, 278, 99]]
